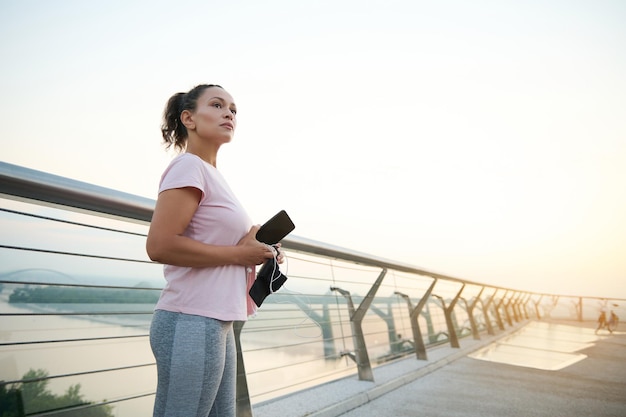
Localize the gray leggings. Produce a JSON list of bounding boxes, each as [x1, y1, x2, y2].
[[150, 310, 236, 417]]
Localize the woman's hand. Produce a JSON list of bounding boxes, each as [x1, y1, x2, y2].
[[237, 226, 276, 265], [274, 243, 285, 264]]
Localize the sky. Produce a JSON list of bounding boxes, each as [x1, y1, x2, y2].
[[1, 0, 625, 299]]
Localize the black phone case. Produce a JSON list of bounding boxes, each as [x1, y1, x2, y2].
[[256, 210, 295, 244], [249, 258, 288, 307]]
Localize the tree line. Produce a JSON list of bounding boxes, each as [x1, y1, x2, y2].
[[8, 287, 160, 304]]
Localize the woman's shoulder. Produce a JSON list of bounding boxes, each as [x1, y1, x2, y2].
[[160, 153, 209, 184], [166, 153, 212, 175], [170, 152, 203, 166]]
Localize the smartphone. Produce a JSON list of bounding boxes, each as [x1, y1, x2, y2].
[[256, 210, 295, 244]]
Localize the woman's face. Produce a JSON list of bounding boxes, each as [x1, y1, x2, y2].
[[188, 87, 237, 144]]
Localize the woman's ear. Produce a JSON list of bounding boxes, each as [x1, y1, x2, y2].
[[180, 110, 195, 130]]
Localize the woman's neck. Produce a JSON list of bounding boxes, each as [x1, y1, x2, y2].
[[186, 142, 219, 167]]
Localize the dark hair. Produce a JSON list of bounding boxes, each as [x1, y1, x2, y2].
[[160, 84, 223, 152]]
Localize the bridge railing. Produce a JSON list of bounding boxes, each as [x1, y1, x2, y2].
[[0, 161, 623, 417]]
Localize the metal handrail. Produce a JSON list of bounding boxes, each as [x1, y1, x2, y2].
[[0, 161, 155, 223], [0, 160, 507, 291]]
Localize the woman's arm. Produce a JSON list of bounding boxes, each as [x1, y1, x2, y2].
[[146, 187, 273, 267]]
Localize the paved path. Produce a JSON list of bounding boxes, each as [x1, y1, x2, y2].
[[252, 320, 626, 417], [340, 324, 626, 417]]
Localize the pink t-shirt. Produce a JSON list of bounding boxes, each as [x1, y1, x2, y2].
[[154, 153, 256, 321]]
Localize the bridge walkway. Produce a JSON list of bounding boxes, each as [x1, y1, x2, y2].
[[252, 320, 626, 417]]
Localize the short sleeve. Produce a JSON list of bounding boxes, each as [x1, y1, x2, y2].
[[159, 154, 208, 201]]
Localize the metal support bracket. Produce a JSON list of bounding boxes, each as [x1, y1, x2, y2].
[[481, 289, 497, 335], [395, 278, 437, 360], [533, 294, 544, 319], [461, 286, 484, 340], [433, 283, 465, 348], [330, 268, 387, 381], [494, 291, 508, 330], [520, 293, 532, 320], [510, 292, 523, 322], [503, 293, 515, 326]]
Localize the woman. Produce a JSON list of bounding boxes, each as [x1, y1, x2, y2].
[[146, 84, 279, 417]]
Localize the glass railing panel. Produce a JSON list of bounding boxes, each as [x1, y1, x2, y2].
[[0, 197, 159, 416]]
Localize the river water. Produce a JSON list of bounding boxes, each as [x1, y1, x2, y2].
[[0, 296, 379, 416]]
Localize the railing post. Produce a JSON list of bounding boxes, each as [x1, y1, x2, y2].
[[516, 293, 524, 319], [533, 294, 544, 319], [434, 284, 465, 349], [330, 268, 387, 381], [461, 286, 484, 340], [494, 291, 507, 330], [234, 321, 252, 417], [481, 290, 496, 335], [515, 293, 524, 320], [511, 292, 522, 322], [395, 278, 437, 360], [512, 293, 520, 322], [503, 292, 514, 326], [520, 293, 531, 320], [577, 297, 583, 321]]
